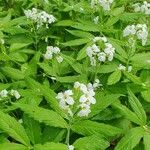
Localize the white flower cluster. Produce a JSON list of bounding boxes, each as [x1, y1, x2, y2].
[[86, 36, 115, 66], [56, 80, 100, 117], [68, 145, 74, 150], [118, 64, 132, 72], [123, 24, 148, 46], [0, 89, 21, 99], [43, 46, 63, 63], [91, 0, 114, 11], [24, 8, 56, 29], [133, 1, 150, 15]]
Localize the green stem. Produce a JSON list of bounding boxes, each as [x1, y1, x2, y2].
[[65, 119, 72, 148]]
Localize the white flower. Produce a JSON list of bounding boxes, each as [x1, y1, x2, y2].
[[118, 64, 126, 71], [133, 1, 150, 15], [56, 90, 74, 110], [98, 0, 114, 11], [128, 66, 132, 72], [10, 90, 21, 99], [52, 47, 60, 54], [44, 46, 63, 62], [93, 16, 99, 24], [123, 25, 136, 37], [90, 57, 97, 66], [56, 56, 63, 63], [74, 82, 81, 89], [98, 52, 106, 62], [87, 36, 115, 65], [93, 79, 102, 88], [123, 24, 148, 46], [77, 103, 91, 117], [68, 145, 74, 150], [0, 89, 8, 98], [24, 8, 56, 29]]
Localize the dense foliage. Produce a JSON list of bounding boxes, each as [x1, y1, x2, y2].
[[0, 0, 150, 149]]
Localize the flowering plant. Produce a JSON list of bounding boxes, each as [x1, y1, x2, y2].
[[0, 0, 150, 150]]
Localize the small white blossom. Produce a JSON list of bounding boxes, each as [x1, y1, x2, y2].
[[133, 1, 150, 15], [56, 56, 63, 63], [68, 145, 74, 150], [0, 89, 8, 98], [24, 8, 56, 29], [10, 90, 21, 99], [93, 16, 99, 24], [118, 64, 126, 71], [118, 64, 132, 72], [56, 82, 97, 117], [43, 46, 63, 63], [78, 103, 91, 117], [123, 24, 148, 46], [86, 36, 115, 66], [56, 90, 74, 113], [91, 0, 113, 11], [128, 66, 132, 72]]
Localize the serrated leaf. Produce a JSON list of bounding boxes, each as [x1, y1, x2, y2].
[[113, 103, 143, 125], [62, 54, 83, 74], [128, 88, 147, 125], [74, 135, 109, 150], [90, 93, 120, 117], [107, 70, 122, 85], [34, 142, 67, 150], [71, 120, 122, 137], [23, 115, 41, 144], [0, 111, 30, 146], [14, 103, 68, 128], [115, 127, 144, 150], [124, 71, 143, 85]]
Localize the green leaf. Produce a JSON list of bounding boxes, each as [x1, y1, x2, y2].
[[25, 78, 62, 115], [128, 88, 147, 125], [71, 120, 122, 138], [10, 43, 31, 52], [96, 63, 117, 73], [113, 103, 143, 125], [34, 142, 67, 150], [62, 38, 90, 47], [38, 63, 56, 77], [23, 115, 41, 144], [124, 71, 143, 85], [14, 103, 68, 128], [90, 93, 121, 117], [55, 20, 76, 26], [71, 22, 100, 32], [115, 127, 144, 150], [144, 132, 150, 150], [141, 89, 150, 102], [62, 54, 83, 74], [131, 53, 150, 69], [74, 135, 109, 150], [0, 143, 28, 150], [107, 70, 122, 85], [0, 111, 30, 146], [1, 67, 24, 80], [66, 30, 94, 38]]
